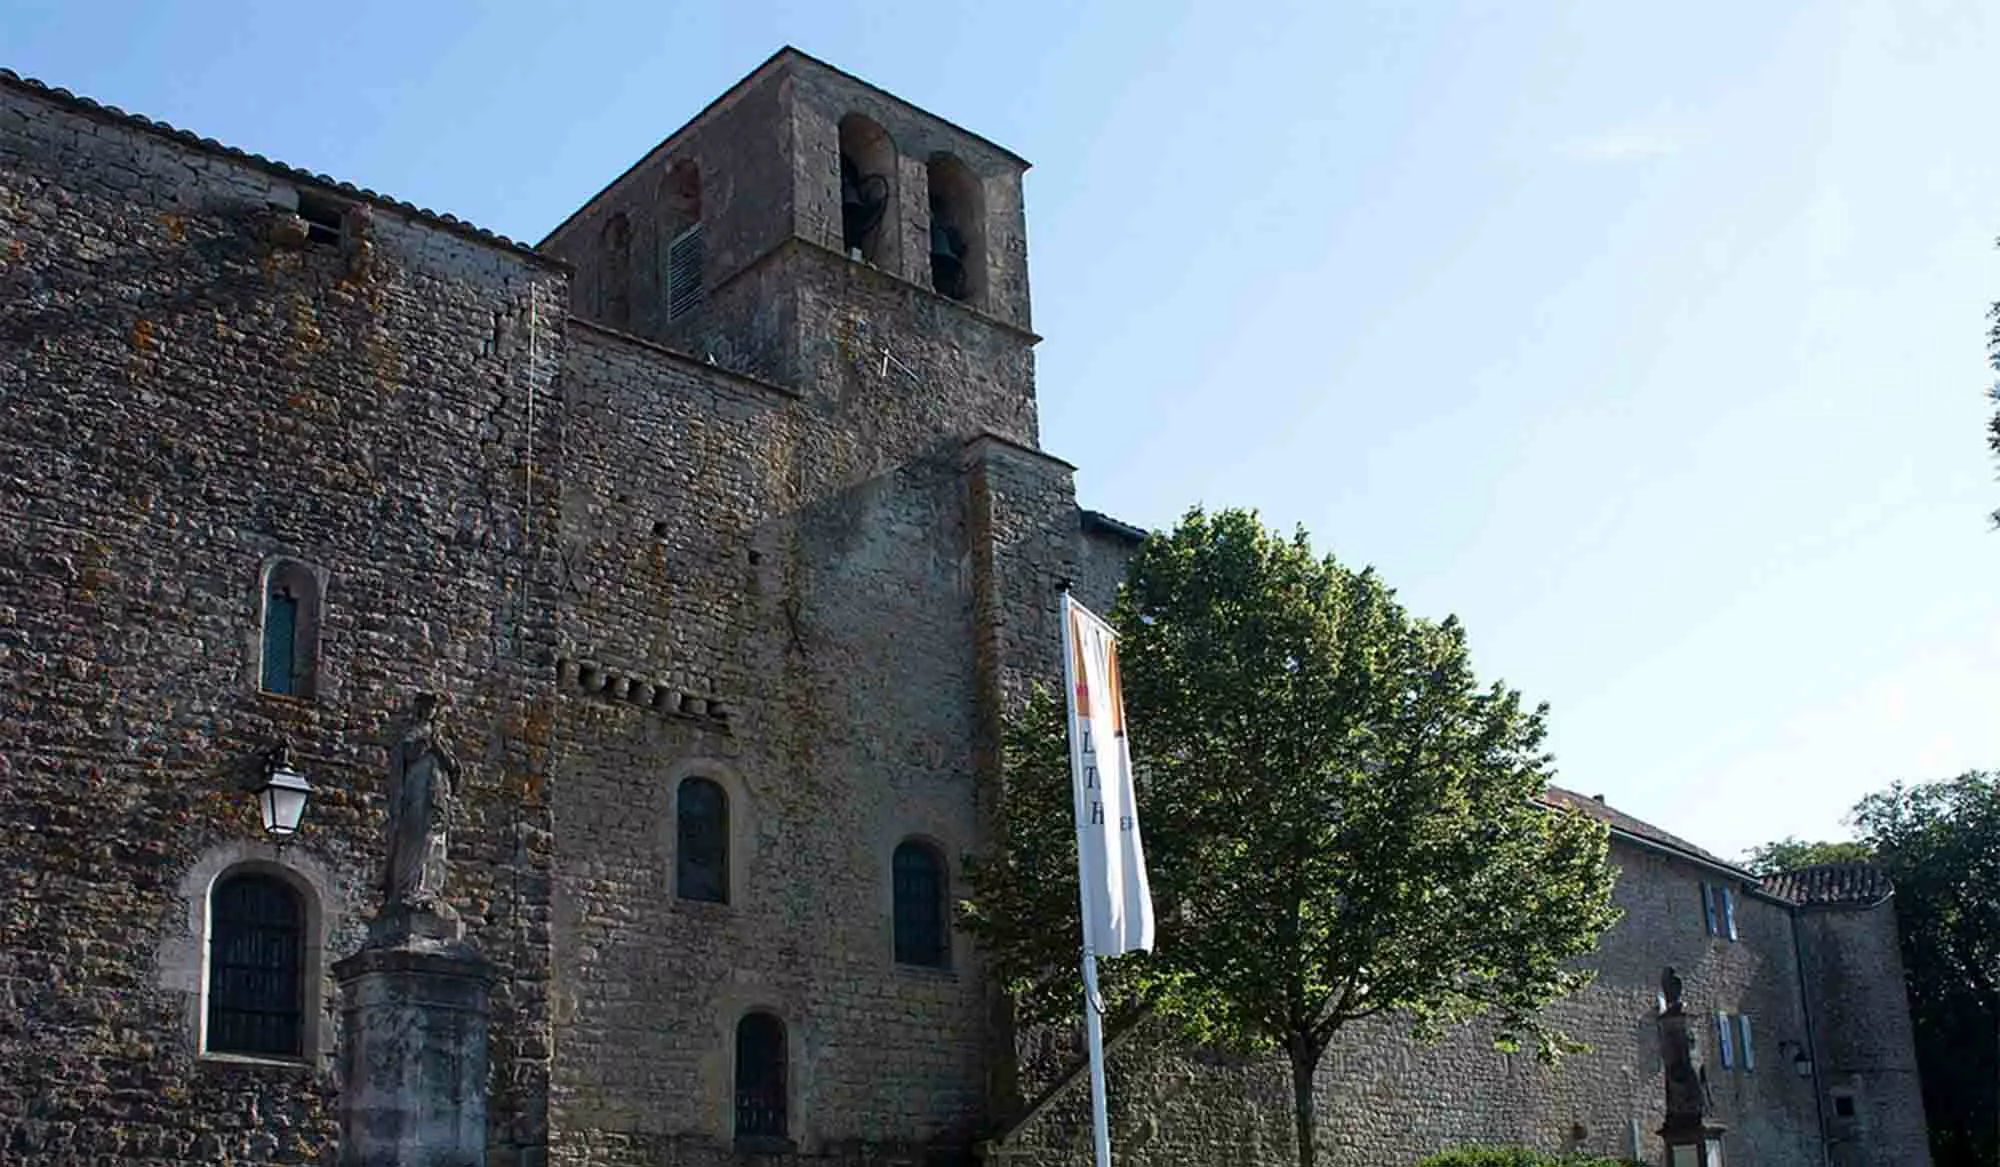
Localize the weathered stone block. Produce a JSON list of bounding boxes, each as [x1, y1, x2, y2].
[[334, 944, 498, 1167]]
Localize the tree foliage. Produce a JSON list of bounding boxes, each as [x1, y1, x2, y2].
[[1852, 773, 2000, 1167], [963, 508, 1621, 1167], [1741, 836, 1873, 875]]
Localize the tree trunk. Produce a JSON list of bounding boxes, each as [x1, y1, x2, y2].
[[1289, 1036, 1319, 1167]]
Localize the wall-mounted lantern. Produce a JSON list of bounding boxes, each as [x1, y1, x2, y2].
[[256, 746, 313, 837]]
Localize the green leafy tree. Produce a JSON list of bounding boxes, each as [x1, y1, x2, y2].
[[1741, 836, 1873, 875], [1852, 773, 2000, 1167], [963, 508, 1621, 1167]]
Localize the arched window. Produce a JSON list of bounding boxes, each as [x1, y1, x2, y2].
[[206, 871, 305, 1058], [677, 777, 728, 903], [601, 212, 632, 330], [926, 153, 984, 305], [260, 559, 321, 699], [838, 114, 896, 265], [734, 1012, 787, 1141], [893, 840, 948, 968], [662, 160, 704, 321]]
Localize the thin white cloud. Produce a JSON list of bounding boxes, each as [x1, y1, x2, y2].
[[1564, 128, 1682, 162]]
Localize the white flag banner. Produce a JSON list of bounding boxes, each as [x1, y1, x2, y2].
[[1062, 594, 1156, 957]]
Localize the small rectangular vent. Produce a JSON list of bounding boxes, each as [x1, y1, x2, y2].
[[667, 224, 704, 320]]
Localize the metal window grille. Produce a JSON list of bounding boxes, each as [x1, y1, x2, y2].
[[734, 1013, 786, 1139], [676, 778, 728, 903], [667, 224, 704, 320], [206, 873, 304, 1057], [892, 842, 946, 967], [261, 586, 298, 695]]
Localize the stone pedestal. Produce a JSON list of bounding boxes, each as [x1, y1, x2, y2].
[[1660, 1121, 1728, 1167], [334, 939, 496, 1167]]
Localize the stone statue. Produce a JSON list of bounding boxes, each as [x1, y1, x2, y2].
[[373, 693, 462, 944], [1658, 966, 1710, 1121]]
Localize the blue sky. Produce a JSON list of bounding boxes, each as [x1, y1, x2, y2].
[[7, 0, 1996, 860]]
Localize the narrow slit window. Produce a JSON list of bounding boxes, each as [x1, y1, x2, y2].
[[261, 587, 298, 694], [676, 778, 728, 903], [260, 560, 321, 699], [734, 1012, 787, 1141], [206, 872, 305, 1058], [892, 840, 948, 968]]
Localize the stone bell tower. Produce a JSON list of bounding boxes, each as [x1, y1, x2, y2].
[[540, 46, 1043, 464]]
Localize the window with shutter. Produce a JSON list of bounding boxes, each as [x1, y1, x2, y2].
[[735, 1012, 787, 1140], [259, 559, 322, 699], [261, 587, 298, 695], [892, 840, 948, 968], [206, 872, 305, 1058], [667, 224, 704, 320], [1715, 1011, 1734, 1069], [676, 778, 728, 904], [1723, 886, 1738, 941], [1737, 1014, 1754, 1071], [1701, 881, 1718, 935]]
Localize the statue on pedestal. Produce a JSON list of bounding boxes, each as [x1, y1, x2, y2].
[[1657, 965, 1725, 1165], [370, 693, 464, 947], [335, 692, 494, 1167], [1659, 965, 1711, 1122]]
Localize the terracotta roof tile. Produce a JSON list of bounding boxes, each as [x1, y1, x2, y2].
[[1760, 862, 1894, 906]]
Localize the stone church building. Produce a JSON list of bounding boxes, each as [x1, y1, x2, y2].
[[0, 47, 1931, 1167]]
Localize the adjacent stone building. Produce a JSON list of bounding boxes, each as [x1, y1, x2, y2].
[[0, 47, 1930, 1167]]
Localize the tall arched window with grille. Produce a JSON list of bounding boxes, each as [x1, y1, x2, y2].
[[676, 777, 729, 903], [893, 839, 948, 968], [205, 871, 305, 1058], [734, 1011, 787, 1141]]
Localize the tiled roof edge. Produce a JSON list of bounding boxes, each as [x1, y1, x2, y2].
[[0, 67, 565, 270]]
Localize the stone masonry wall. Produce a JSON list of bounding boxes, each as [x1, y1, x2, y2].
[[0, 81, 565, 1165], [545, 323, 998, 1164], [1796, 901, 1932, 1167], [541, 68, 794, 354], [784, 54, 1033, 333], [998, 840, 1828, 1167]]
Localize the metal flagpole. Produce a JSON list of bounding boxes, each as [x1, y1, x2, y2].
[[1060, 590, 1116, 1167]]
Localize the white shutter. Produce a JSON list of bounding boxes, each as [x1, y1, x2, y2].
[[1723, 886, 1739, 941], [667, 224, 704, 320], [1715, 1011, 1735, 1069]]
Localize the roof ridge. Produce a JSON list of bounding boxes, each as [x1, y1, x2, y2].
[[0, 67, 562, 267]]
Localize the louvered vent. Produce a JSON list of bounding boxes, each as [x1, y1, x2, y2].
[[667, 224, 704, 320]]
